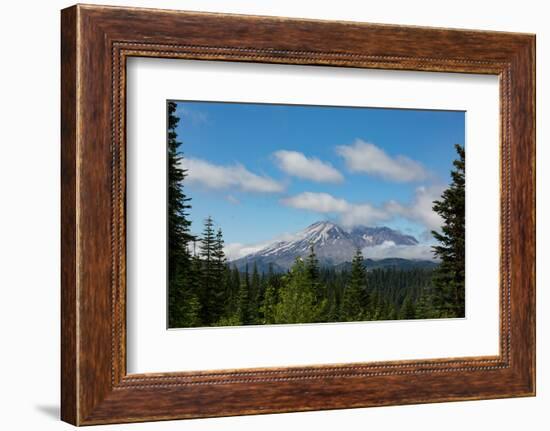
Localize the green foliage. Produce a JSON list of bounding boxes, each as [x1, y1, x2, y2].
[[237, 265, 251, 325], [167, 101, 199, 328], [170, 290, 201, 328], [172, 254, 438, 327], [431, 144, 466, 318], [215, 314, 242, 327], [167, 102, 193, 266], [260, 281, 278, 324], [414, 286, 437, 319], [306, 244, 320, 293], [274, 258, 324, 324], [306, 245, 328, 319], [341, 249, 367, 321], [248, 263, 261, 324], [210, 228, 227, 321], [198, 216, 217, 323], [399, 295, 416, 320], [224, 266, 241, 317]]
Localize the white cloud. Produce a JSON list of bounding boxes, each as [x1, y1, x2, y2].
[[385, 185, 444, 232], [362, 241, 438, 261], [338, 203, 391, 227], [280, 187, 444, 231], [180, 158, 284, 193], [281, 191, 388, 226], [281, 192, 350, 213], [336, 139, 428, 182], [273, 150, 343, 183], [224, 242, 267, 261]]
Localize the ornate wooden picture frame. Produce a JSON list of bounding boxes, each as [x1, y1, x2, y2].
[[61, 4, 535, 425]]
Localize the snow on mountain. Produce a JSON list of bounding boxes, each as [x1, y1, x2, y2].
[[229, 221, 420, 272]]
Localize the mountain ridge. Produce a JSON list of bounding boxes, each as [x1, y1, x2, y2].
[[229, 221, 433, 273]]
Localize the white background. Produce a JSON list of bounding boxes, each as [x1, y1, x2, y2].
[[127, 59, 500, 373], [0, 0, 547, 430]]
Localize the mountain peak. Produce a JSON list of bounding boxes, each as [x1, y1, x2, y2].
[[301, 220, 345, 241], [230, 220, 420, 272]]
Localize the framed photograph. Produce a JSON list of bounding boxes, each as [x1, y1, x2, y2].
[[61, 4, 535, 425]]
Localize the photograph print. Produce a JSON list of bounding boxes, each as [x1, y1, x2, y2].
[[167, 100, 465, 329]]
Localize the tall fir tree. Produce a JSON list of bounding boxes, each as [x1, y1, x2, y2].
[[226, 266, 241, 317], [274, 258, 321, 324], [167, 101, 197, 328], [431, 144, 466, 318], [210, 228, 227, 323], [305, 244, 327, 319], [306, 244, 320, 286], [213, 229, 226, 277], [248, 263, 261, 324], [261, 282, 278, 324], [377, 296, 392, 321], [199, 216, 217, 324], [399, 295, 416, 320], [415, 286, 436, 319], [366, 288, 381, 320], [238, 264, 251, 324], [341, 249, 366, 321], [175, 251, 202, 328], [326, 282, 341, 322]]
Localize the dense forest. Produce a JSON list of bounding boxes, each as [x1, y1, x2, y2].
[[167, 101, 466, 328]]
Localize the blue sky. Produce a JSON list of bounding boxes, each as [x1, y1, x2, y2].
[[172, 101, 464, 259]]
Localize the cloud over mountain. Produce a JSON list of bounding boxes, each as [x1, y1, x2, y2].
[[280, 187, 443, 231], [361, 240, 436, 261], [281, 192, 350, 213], [384, 185, 445, 231]]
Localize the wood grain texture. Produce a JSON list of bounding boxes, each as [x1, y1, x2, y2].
[[60, 4, 535, 425], [60, 5, 78, 425]]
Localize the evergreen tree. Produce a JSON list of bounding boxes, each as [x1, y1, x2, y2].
[[415, 286, 436, 319], [167, 102, 194, 269], [365, 288, 378, 320], [306, 244, 320, 288], [170, 291, 201, 328], [167, 101, 197, 327], [432, 144, 466, 318], [326, 282, 341, 322], [213, 229, 226, 280], [400, 295, 416, 320], [215, 313, 241, 327], [306, 244, 327, 319], [248, 263, 261, 324], [172, 251, 202, 327], [238, 265, 251, 324], [274, 258, 321, 324], [199, 216, 217, 323], [341, 249, 366, 321], [209, 228, 227, 323], [226, 266, 241, 317], [377, 296, 392, 321], [261, 282, 278, 324]]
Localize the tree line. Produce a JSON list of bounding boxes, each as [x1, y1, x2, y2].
[[167, 101, 465, 328]]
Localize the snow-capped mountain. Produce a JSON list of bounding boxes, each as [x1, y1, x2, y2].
[[230, 221, 421, 272]]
